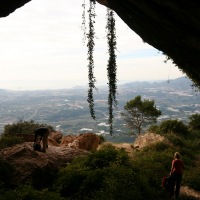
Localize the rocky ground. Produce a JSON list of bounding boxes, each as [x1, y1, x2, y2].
[[0, 132, 99, 186]]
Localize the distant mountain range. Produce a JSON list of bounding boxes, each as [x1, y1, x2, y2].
[[119, 76, 194, 90], [0, 76, 196, 92]]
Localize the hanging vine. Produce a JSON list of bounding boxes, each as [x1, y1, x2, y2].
[[83, 0, 118, 134], [87, 0, 96, 120], [81, 0, 87, 44], [106, 8, 117, 135]]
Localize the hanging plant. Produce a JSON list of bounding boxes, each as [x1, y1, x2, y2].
[[82, 0, 118, 134], [106, 8, 117, 135], [81, 0, 87, 44], [87, 0, 96, 120]]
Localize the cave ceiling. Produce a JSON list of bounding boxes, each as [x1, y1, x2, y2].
[[1, 0, 200, 87]]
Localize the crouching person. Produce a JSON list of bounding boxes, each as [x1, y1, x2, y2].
[[33, 127, 50, 152]]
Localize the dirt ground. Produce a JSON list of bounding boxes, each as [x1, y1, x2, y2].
[[181, 186, 200, 199]]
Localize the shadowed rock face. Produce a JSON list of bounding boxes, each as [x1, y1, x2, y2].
[[0, 0, 200, 86], [104, 0, 200, 87], [0, 142, 88, 187], [61, 133, 100, 151], [0, 132, 100, 187]]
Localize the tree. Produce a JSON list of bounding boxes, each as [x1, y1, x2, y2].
[[158, 119, 188, 136], [188, 113, 200, 131], [121, 95, 161, 135], [83, 1, 117, 135]]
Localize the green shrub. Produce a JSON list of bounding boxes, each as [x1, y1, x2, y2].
[[165, 134, 185, 147], [0, 135, 24, 149], [148, 124, 159, 133], [0, 184, 66, 200], [184, 166, 200, 192], [31, 166, 58, 190], [148, 141, 171, 152], [188, 113, 200, 131], [133, 144, 174, 189], [159, 119, 189, 136], [93, 165, 155, 200], [53, 141, 200, 200], [53, 145, 160, 200], [84, 144, 130, 169], [3, 120, 55, 135]]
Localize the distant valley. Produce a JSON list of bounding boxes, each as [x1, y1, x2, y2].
[[0, 77, 199, 142]]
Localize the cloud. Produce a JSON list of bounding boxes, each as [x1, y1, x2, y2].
[[0, 0, 184, 89]]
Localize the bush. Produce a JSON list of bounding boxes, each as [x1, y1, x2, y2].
[[52, 138, 200, 199], [0, 135, 24, 150], [53, 145, 159, 200], [159, 119, 189, 136], [188, 113, 200, 131], [3, 120, 55, 135], [165, 134, 185, 147], [133, 144, 174, 189], [148, 124, 159, 134], [93, 165, 155, 200], [184, 166, 200, 192], [148, 141, 172, 152], [0, 184, 66, 200], [84, 144, 130, 169]]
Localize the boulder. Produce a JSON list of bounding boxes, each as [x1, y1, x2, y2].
[[78, 133, 100, 151], [0, 142, 88, 187], [48, 137, 60, 147], [49, 131, 63, 143], [133, 132, 168, 149], [61, 133, 100, 151], [0, 133, 100, 186], [60, 135, 75, 146]]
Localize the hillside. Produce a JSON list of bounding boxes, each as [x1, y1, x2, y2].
[[100, 132, 200, 199], [1, 128, 200, 199]]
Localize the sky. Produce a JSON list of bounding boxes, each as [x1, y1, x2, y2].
[[0, 0, 184, 90]]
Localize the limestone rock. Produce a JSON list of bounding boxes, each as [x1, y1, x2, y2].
[[60, 135, 75, 146], [133, 132, 167, 149], [48, 137, 60, 147], [61, 133, 100, 151], [78, 133, 100, 151], [49, 131, 63, 143], [0, 132, 100, 186], [0, 142, 88, 186]]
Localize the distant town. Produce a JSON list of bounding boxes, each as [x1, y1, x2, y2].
[[0, 77, 199, 142]]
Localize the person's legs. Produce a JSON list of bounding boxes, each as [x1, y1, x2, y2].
[[175, 174, 182, 199], [33, 132, 42, 151], [169, 174, 175, 197], [42, 129, 50, 152]]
